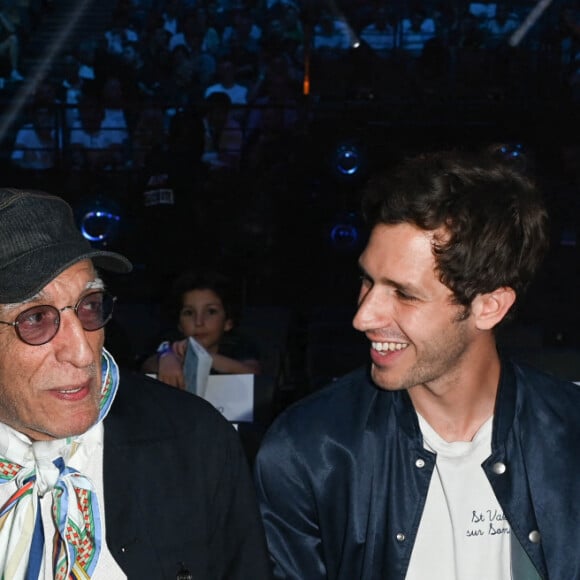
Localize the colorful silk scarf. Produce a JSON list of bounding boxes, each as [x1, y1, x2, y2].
[[0, 348, 119, 579]]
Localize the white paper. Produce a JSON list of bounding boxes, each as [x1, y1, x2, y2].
[[204, 374, 254, 423]]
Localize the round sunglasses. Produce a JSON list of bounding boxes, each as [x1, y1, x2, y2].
[[0, 291, 116, 346]]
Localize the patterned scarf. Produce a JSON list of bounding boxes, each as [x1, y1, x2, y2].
[[0, 348, 119, 579]]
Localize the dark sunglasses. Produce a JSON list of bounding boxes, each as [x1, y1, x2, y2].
[[0, 291, 116, 346]]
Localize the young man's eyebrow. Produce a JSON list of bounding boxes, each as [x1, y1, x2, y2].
[[357, 262, 424, 297]]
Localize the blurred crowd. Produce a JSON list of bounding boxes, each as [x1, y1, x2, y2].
[[1, 0, 579, 301], [4, 0, 580, 177]]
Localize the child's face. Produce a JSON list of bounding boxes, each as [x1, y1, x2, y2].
[[178, 288, 233, 353]]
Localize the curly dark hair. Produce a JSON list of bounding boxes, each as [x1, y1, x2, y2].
[[361, 147, 550, 314]]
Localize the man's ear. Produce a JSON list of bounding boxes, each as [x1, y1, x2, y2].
[[471, 287, 516, 330]]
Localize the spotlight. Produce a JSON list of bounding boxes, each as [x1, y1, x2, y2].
[[81, 209, 121, 244], [331, 223, 359, 249], [330, 141, 367, 182], [335, 145, 360, 175], [75, 196, 122, 248], [329, 212, 363, 252]]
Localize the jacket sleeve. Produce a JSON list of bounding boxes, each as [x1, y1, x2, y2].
[[104, 372, 274, 579], [207, 421, 274, 580], [254, 425, 328, 579]]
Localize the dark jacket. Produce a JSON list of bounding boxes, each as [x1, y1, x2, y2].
[[103, 370, 273, 579], [254, 360, 580, 580]]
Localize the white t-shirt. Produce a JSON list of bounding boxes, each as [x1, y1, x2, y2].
[[11, 124, 56, 170], [406, 414, 511, 580], [204, 83, 248, 105]]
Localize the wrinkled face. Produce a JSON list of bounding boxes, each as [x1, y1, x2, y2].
[[353, 223, 473, 392], [0, 261, 105, 441], [178, 289, 233, 354]]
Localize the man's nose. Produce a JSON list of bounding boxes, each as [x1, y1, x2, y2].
[[353, 288, 393, 333]]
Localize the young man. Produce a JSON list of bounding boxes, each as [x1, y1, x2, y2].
[[0, 188, 272, 579], [254, 148, 580, 579]]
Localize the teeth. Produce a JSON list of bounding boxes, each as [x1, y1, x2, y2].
[[59, 388, 82, 394], [371, 341, 408, 352]]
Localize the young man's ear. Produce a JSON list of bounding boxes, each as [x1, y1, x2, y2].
[[471, 287, 516, 330]]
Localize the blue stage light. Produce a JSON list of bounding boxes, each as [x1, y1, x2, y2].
[[334, 144, 362, 176], [329, 211, 363, 252], [74, 196, 122, 248], [80, 209, 121, 244]]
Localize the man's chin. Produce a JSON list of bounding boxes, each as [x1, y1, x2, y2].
[[27, 412, 100, 441], [371, 365, 405, 392]]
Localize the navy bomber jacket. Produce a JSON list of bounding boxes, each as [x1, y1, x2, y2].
[[254, 360, 580, 580]]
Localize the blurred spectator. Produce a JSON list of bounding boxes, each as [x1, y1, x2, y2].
[[169, 11, 218, 89], [204, 56, 249, 124], [11, 106, 58, 171], [201, 90, 243, 173], [206, 0, 229, 38], [55, 53, 85, 130], [276, 2, 304, 53], [244, 61, 300, 144], [77, 39, 98, 81], [482, 4, 521, 48], [69, 91, 128, 172], [167, 43, 200, 103], [103, 6, 139, 61], [128, 106, 206, 288], [310, 9, 352, 97], [204, 57, 249, 103], [312, 9, 350, 55], [169, 7, 220, 56], [136, 19, 173, 98], [400, 5, 437, 57], [0, 7, 23, 83], [359, 5, 396, 56], [162, 0, 184, 35], [221, 6, 262, 57], [101, 74, 131, 143], [481, 4, 522, 90], [129, 100, 167, 171], [450, 8, 486, 49]]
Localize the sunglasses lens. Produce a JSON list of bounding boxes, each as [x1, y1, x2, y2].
[[77, 292, 115, 331], [16, 305, 59, 346]]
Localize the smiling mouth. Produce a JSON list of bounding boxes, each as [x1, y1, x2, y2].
[[371, 341, 409, 353]]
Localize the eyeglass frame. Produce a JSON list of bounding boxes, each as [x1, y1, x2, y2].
[[0, 290, 117, 346]]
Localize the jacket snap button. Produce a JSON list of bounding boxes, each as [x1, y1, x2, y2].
[[396, 533, 406, 542], [492, 462, 506, 475], [415, 458, 425, 468], [528, 530, 541, 544]]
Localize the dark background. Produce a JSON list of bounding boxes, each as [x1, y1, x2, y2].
[[0, 0, 579, 420]]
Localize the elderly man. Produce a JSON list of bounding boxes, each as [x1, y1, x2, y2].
[[0, 188, 272, 579]]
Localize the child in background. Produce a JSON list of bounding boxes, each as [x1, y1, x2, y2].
[[142, 269, 261, 388]]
